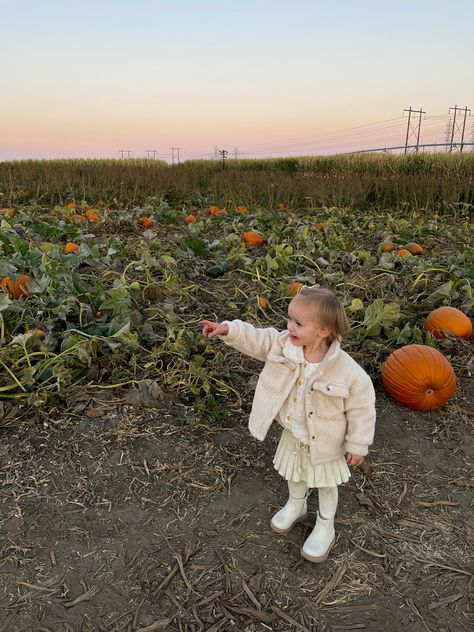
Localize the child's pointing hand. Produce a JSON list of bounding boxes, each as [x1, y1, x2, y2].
[[345, 453, 364, 467], [199, 320, 229, 338]]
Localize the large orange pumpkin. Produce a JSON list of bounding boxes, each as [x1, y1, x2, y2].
[[424, 306, 472, 340], [242, 231, 264, 246], [381, 344, 456, 410], [0, 273, 31, 299]]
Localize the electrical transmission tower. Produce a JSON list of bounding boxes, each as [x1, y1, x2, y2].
[[233, 147, 240, 159], [119, 150, 132, 159], [145, 149, 158, 159], [448, 105, 471, 152], [444, 119, 453, 152], [403, 107, 425, 154], [170, 147, 181, 165]]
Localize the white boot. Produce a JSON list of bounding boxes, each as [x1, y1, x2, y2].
[[270, 480, 308, 534], [301, 486, 338, 563]]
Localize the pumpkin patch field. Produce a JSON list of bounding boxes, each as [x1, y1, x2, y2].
[[0, 158, 473, 631]]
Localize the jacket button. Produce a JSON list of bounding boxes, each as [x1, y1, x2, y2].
[[312, 435, 315, 439], [326, 385, 330, 391], [308, 412, 313, 416]]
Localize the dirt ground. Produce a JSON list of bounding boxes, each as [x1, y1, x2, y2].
[[0, 372, 472, 632]]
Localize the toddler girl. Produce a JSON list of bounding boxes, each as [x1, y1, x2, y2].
[[200, 286, 376, 563]]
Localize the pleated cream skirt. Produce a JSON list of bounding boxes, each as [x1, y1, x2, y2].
[[273, 428, 351, 488]]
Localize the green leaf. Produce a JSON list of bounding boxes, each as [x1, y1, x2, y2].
[[161, 254, 177, 265], [264, 254, 279, 271], [0, 293, 12, 312], [100, 287, 132, 315], [362, 299, 401, 337], [377, 253, 395, 269], [395, 322, 413, 345], [424, 281, 453, 307]]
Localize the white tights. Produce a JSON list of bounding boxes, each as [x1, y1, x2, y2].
[[318, 486, 338, 519], [287, 481, 338, 519]]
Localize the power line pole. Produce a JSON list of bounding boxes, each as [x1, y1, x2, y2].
[[403, 107, 425, 154], [119, 150, 132, 159], [233, 147, 239, 159], [218, 149, 228, 170], [170, 147, 182, 165], [145, 149, 158, 159], [448, 105, 471, 152]]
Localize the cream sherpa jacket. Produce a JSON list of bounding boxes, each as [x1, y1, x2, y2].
[[219, 320, 376, 465]]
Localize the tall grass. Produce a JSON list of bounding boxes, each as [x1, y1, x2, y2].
[[0, 153, 472, 211]]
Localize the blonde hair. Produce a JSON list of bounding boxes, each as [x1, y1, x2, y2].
[[294, 286, 350, 342]]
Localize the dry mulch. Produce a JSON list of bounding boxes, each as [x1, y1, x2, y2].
[[0, 376, 472, 632]]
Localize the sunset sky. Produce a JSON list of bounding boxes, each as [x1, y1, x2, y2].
[[2, 0, 473, 161]]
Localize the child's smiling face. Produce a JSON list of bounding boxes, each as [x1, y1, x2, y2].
[[286, 297, 331, 347]]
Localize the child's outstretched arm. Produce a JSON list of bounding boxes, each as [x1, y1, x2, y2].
[[199, 318, 280, 362]]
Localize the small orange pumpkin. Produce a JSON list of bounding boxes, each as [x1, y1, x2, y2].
[[0, 273, 31, 299], [424, 306, 472, 340], [404, 242, 424, 256], [397, 249, 411, 257], [380, 241, 396, 253], [235, 205, 248, 215], [29, 328, 45, 337], [1, 208, 15, 218], [381, 344, 456, 410], [64, 242, 80, 254], [184, 214, 197, 224], [139, 216, 153, 229], [278, 203, 285, 209], [242, 231, 265, 246], [208, 206, 220, 215], [257, 296, 269, 309], [315, 223, 323, 230], [85, 209, 99, 221], [287, 282, 303, 297], [66, 202, 76, 209]]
